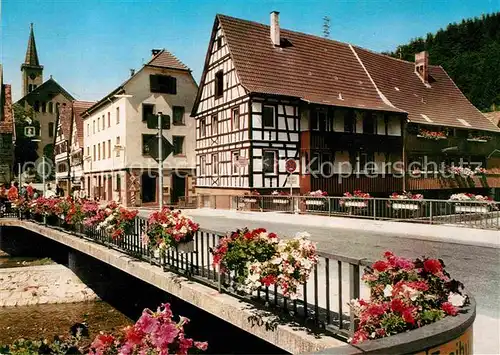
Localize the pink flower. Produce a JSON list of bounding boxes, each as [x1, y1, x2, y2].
[[351, 329, 369, 344], [195, 341, 209, 351]]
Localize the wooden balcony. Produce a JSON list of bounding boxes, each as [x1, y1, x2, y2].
[[310, 132, 402, 151], [406, 174, 500, 190], [406, 134, 498, 155], [311, 174, 403, 195]]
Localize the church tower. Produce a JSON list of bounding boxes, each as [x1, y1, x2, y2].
[[20, 23, 43, 97]]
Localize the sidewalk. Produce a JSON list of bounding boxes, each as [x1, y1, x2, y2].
[[183, 208, 500, 249]]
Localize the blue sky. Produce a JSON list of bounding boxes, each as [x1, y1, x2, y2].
[[1, 0, 498, 102]]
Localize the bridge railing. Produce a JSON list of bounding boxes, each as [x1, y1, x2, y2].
[[3, 213, 367, 340], [195, 194, 500, 230]]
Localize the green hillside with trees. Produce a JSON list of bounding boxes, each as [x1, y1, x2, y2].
[[384, 12, 500, 112]]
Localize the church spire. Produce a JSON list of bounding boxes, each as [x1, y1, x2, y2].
[[24, 23, 41, 67]]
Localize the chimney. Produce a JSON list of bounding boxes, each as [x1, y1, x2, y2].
[[270, 11, 280, 46], [415, 51, 429, 83], [130, 69, 135, 77], [151, 49, 161, 57]]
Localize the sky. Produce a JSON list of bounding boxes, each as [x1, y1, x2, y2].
[[1, 0, 499, 103]]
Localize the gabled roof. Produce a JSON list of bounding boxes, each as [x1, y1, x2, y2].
[[16, 77, 74, 105], [147, 49, 190, 71], [215, 14, 401, 113], [84, 49, 191, 116], [353, 46, 500, 133], [0, 84, 13, 135], [73, 101, 94, 146], [199, 14, 499, 133], [484, 111, 500, 128], [22, 23, 42, 68], [57, 100, 94, 144]]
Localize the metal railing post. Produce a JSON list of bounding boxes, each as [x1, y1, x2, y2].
[[429, 201, 433, 224], [349, 263, 360, 335], [373, 199, 377, 220]]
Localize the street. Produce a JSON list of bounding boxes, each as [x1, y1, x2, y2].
[[189, 214, 500, 354]]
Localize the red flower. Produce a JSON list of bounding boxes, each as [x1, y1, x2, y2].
[[384, 251, 394, 258], [260, 274, 277, 287], [351, 329, 369, 345], [442, 302, 458, 316], [424, 259, 442, 275], [268, 232, 278, 239], [402, 308, 415, 324], [373, 260, 390, 272]]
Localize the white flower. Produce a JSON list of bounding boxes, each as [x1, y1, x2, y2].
[[295, 231, 311, 239], [448, 292, 466, 307], [383, 284, 393, 298], [402, 285, 420, 301]]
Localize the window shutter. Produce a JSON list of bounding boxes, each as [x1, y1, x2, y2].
[[168, 76, 177, 94], [150, 75, 159, 93]]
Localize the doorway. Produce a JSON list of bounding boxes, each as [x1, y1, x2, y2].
[[141, 173, 157, 204], [172, 174, 186, 204]]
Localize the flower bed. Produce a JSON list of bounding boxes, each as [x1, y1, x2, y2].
[[143, 208, 199, 253], [212, 228, 318, 299], [340, 190, 371, 208], [349, 251, 469, 345], [449, 193, 497, 213]]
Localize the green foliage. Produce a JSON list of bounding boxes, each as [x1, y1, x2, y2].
[[420, 309, 445, 325], [385, 12, 500, 111], [13, 103, 40, 171]]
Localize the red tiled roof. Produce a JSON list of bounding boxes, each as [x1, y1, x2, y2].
[[73, 101, 94, 146], [213, 14, 499, 133], [0, 84, 13, 135], [58, 103, 72, 140], [353, 46, 500, 133], [147, 50, 189, 71], [217, 15, 401, 113], [484, 111, 500, 128]]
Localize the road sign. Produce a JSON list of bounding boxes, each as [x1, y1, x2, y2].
[[285, 159, 297, 173], [147, 135, 174, 162], [147, 114, 171, 130], [286, 174, 298, 186], [24, 126, 36, 137]]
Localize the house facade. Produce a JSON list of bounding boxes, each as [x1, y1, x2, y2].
[[82, 49, 197, 207], [16, 24, 74, 160], [193, 12, 500, 199], [0, 65, 14, 185], [54, 101, 94, 196]]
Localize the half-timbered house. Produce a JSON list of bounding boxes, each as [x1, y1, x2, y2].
[[193, 12, 500, 199]]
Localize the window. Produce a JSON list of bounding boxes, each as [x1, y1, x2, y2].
[[34, 101, 40, 112], [102, 141, 106, 159], [214, 70, 223, 98], [107, 112, 111, 128], [116, 137, 121, 157], [102, 115, 105, 130], [48, 102, 53, 113], [344, 111, 355, 133], [212, 153, 218, 174], [41, 102, 46, 113], [142, 103, 155, 122], [263, 151, 276, 174], [150, 74, 177, 94], [97, 117, 101, 131], [142, 134, 156, 155], [263, 105, 275, 128], [363, 113, 375, 134], [200, 155, 206, 176], [28, 84, 33, 93], [212, 115, 218, 135], [93, 145, 96, 161], [86, 147, 90, 157], [173, 136, 184, 155], [98, 143, 101, 160], [200, 118, 206, 137], [108, 139, 111, 158], [232, 151, 240, 175], [215, 36, 222, 50], [358, 152, 375, 173], [87, 123, 89, 136], [231, 107, 240, 130], [93, 120, 96, 134], [116, 107, 120, 124], [48, 122, 54, 137], [173, 106, 185, 125]]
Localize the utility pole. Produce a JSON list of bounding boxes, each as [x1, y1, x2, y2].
[[42, 155, 46, 197], [157, 112, 163, 210]]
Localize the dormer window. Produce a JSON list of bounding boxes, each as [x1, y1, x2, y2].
[[214, 70, 224, 98]]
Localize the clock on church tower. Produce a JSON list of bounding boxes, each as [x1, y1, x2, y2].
[[29, 73, 37, 80]]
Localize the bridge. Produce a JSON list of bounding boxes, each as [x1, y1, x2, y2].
[[0, 215, 364, 354]]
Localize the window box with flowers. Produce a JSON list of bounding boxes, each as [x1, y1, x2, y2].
[[92, 201, 139, 240], [243, 190, 260, 204], [417, 129, 448, 140], [340, 190, 371, 208], [449, 193, 497, 214], [348, 251, 472, 348], [388, 192, 424, 211], [143, 208, 199, 255], [304, 190, 328, 206], [271, 190, 290, 205], [211, 228, 318, 299]]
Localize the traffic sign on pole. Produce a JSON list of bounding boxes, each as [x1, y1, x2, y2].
[[147, 135, 173, 163], [285, 159, 297, 173]]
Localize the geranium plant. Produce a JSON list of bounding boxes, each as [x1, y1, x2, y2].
[[349, 251, 469, 344], [307, 190, 328, 197], [143, 208, 199, 251], [212, 228, 318, 299], [339, 190, 371, 208], [389, 191, 423, 200], [418, 128, 447, 140], [96, 203, 138, 240]]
